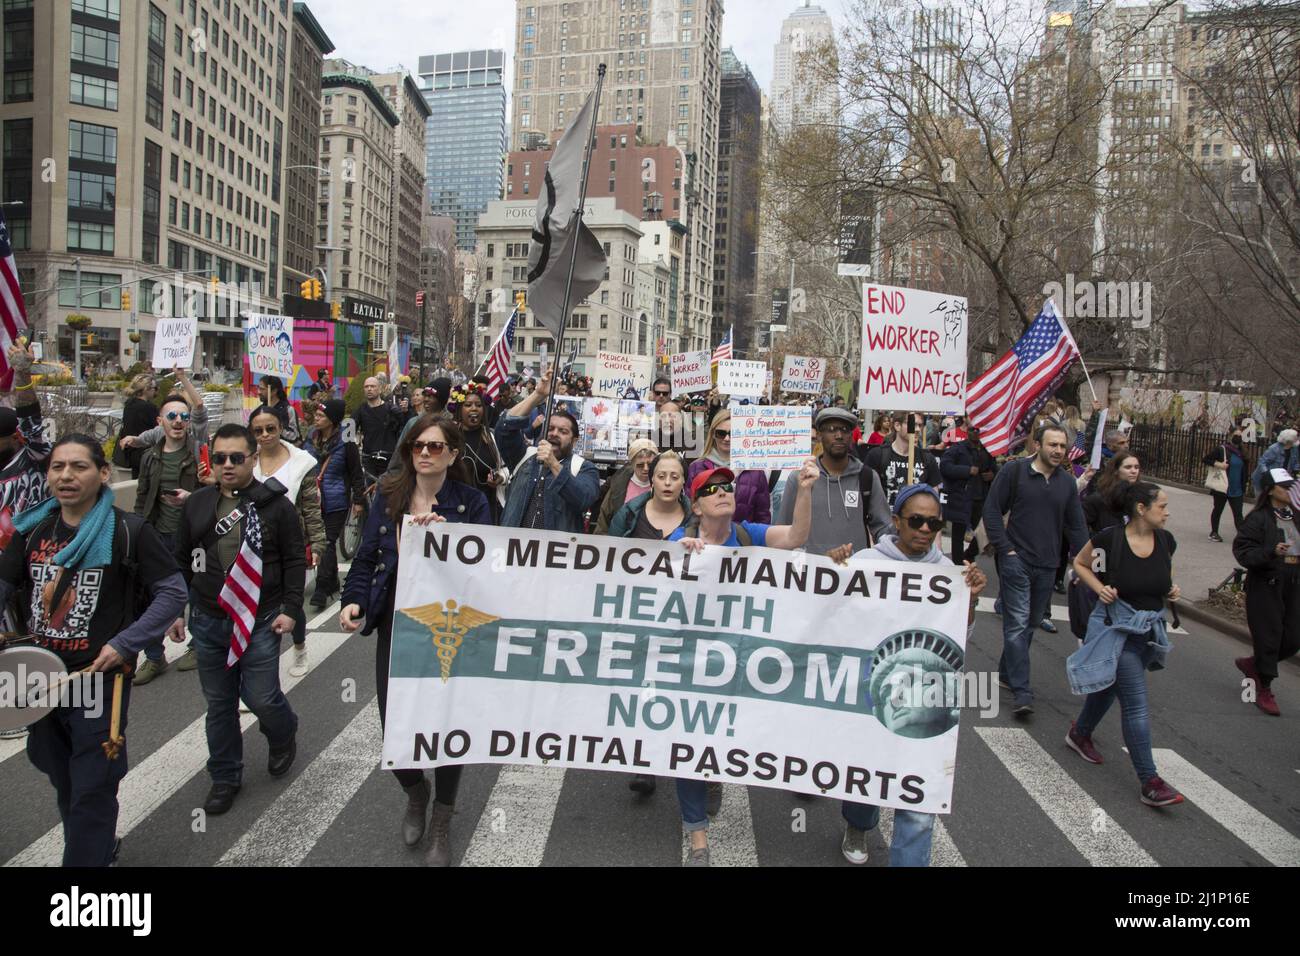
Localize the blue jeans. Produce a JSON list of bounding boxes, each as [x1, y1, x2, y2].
[[189, 605, 298, 786], [1074, 633, 1157, 783], [998, 552, 1057, 703], [840, 801, 936, 867], [676, 779, 709, 832]]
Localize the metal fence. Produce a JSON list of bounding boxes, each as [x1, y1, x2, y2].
[[1127, 423, 1260, 495]]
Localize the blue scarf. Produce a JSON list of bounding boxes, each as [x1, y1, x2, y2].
[[13, 487, 117, 570]]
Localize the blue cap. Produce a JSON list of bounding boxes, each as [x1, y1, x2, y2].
[[892, 483, 942, 515]]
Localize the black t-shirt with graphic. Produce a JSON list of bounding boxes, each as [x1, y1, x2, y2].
[[870, 445, 942, 506], [0, 513, 177, 670]]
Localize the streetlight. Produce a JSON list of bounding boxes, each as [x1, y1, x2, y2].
[[286, 164, 339, 304]]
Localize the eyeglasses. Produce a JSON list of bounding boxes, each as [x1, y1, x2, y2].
[[412, 440, 448, 456], [211, 452, 249, 465], [251, 425, 278, 436], [697, 482, 735, 498], [714, 429, 731, 440], [653, 390, 671, 397], [164, 411, 191, 422], [903, 515, 945, 532]]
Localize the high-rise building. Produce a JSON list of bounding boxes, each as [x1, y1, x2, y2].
[[511, 0, 724, 354], [714, 49, 761, 358], [371, 69, 431, 334], [911, 3, 964, 119], [1, 0, 303, 370], [319, 66, 398, 323], [283, 3, 334, 303], [418, 49, 507, 252], [770, 1, 838, 133]]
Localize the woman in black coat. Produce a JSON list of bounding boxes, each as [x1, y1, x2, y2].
[[1232, 468, 1300, 717], [939, 428, 996, 565], [119, 373, 159, 478]]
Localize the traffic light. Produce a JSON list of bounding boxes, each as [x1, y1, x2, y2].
[[85, 333, 96, 347], [330, 300, 341, 320], [515, 291, 526, 310], [300, 279, 313, 300], [121, 290, 131, 311], [311, 278, 322, 300], [415, 290, 425, 307]]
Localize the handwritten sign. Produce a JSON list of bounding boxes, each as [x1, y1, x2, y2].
[[245, 314, 294, 379], [152, 315, 197, 368], [780, 355, 827, 395], [860, 284, 968, 413], [594, 350, 653, 398], [729, 405, 813, 471], [670, 350, 711, 395], [716, 359, 767, 398]]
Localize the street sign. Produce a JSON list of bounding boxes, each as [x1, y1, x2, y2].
[[837, 263, 871, 278]]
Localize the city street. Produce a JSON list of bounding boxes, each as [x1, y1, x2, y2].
[[1, 547, 1295, 869]]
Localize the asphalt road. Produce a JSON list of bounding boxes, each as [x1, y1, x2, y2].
[[1, 560, 1296, 869]]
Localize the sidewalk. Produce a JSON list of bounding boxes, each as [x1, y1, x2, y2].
[[1161, 483, 1241, 602]]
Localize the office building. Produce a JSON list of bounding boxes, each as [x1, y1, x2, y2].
[[283, 2, 333, 301], [770, 1, 838, 133], [714, 49, 761, 357]]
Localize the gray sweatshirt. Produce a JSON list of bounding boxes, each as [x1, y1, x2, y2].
[[777, 454, 891, 556]]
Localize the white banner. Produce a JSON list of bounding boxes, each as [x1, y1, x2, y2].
[[860, 284, 967, 413], [779, 355, 827, 395], [594, 350, 653, 398], [729, 404, 813, 471], [244, 314, 294, 380], [716, 359, 767, 397], [671, 350, 712, 395], [151, 315, 197, 368], [383, 524, 970, 813]]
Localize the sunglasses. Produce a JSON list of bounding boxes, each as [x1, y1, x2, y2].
[[164, 411, 191, 422], [903, 515, 945, 532], [697, 482, 734, 498], [714, 429, 731, 439], [211, 452, 249, 465], [251, 424, 279, 436], [412, 440, 448, 456], [653, 390, 671, 397]]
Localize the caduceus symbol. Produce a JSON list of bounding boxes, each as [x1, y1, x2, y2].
[[401, 600, 500, 683]]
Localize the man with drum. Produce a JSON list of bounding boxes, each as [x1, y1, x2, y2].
[[0, 435, 187, 865]]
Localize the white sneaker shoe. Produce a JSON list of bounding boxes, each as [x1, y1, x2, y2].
[[289, 644, 309, 678]]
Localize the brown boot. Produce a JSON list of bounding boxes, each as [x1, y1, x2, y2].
[[401, 779, 431, 847], [424, 801, 455, 866]]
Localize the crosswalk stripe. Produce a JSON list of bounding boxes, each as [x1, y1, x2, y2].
[[308, 602, 341, 631], [4, 632, 351, 867], [975, 726, 1156, 867], [459, 765, 565, 867], [1151, 748, 1300, 867], [877, 808, 968, 867], [679, 783, 759, 867], [217, 698, 382, 867]]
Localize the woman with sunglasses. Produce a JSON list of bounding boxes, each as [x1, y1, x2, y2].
[[670, 457, 820, 865], [339, 413, 490, 866], [251, 406, 327, 677], [258, 375, 302, 446], [686, 409, 772, 523]]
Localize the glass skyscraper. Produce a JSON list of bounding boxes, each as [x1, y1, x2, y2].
[[418, 49, 508, 251]]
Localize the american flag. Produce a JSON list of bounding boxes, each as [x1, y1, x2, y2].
[[482, 306, 518, 402], [1067, 427, 1087, 463], [711, 325, 733, 367], [217, 504, 264, 667], [0, 210, 30, 391], [966, 300, 1081, 457]]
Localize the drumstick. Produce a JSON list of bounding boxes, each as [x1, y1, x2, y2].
[[101, 672, 125, 760]]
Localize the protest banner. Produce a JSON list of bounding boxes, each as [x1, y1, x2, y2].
[[151, 315, 197, 368], [245, 314, 294, 380], [716, 359, 767, 397], [671, 350, 712, 395], [384, 524, 970, 813], [729, 404, 813, 471], [780, 355, 827, 395], [860, 283, 967, 413], [575, 396, 654, 458], [595, 350, 653, 398]]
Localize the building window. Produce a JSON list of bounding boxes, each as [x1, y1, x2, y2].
[[71, 23, 120, 68], [72, 0, 121, 18], [67, 220, 115, 253], [70, 73, 119, 110], [57, 269, 121, 309], [68, 119, 117, 162], [68, 170, 116, 211]]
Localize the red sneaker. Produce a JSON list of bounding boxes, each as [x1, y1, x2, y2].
[[1140, 776, 1185, 807], [1235, 656, 1260, 684], [1065, 723, 1103, 764], [1256, 685, 1281, 717]]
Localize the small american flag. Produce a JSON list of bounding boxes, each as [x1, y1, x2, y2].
[[482, 307, 518, 402], [217, 504, 264, 667], [966, 300, 1081, 457], [1067, 428, 1087, 462], [0, 209, 30, 391], [711, 325, 733, 367]]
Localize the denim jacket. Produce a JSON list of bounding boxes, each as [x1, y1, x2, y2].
[[1066, 598, 1170, 695]]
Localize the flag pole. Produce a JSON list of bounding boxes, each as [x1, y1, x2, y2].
[[540, 63, 607, 431], [1052, 298, 1100, 406]]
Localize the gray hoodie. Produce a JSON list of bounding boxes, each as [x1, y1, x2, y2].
[[859, 535, 975, 640], [778, 453, 891, 556]]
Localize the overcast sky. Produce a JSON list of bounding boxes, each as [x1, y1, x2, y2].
[[303, 0, 849, 109]]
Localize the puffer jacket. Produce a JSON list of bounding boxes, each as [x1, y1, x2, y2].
[[686, 456, 771, 523], [305, 430, 366, 515]]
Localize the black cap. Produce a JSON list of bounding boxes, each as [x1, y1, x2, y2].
[[321, 399, 346, 426]]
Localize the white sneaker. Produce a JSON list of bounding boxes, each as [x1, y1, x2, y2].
[[841, 825, 869, 864], [289, 644, 309, 678]]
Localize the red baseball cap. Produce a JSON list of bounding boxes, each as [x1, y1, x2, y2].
[[690, 466, 735, 499]]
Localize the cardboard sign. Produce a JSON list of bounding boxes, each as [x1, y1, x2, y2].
[[780, 355, 827, 395], [152, 314, 198, 368], [594, 350, 653, 398], [245, 314, 294, 380], [716, 359, 767, 398], [670, 350, 711, 395], [729, 404, 813, 471], [860, 284, 968, 413]]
